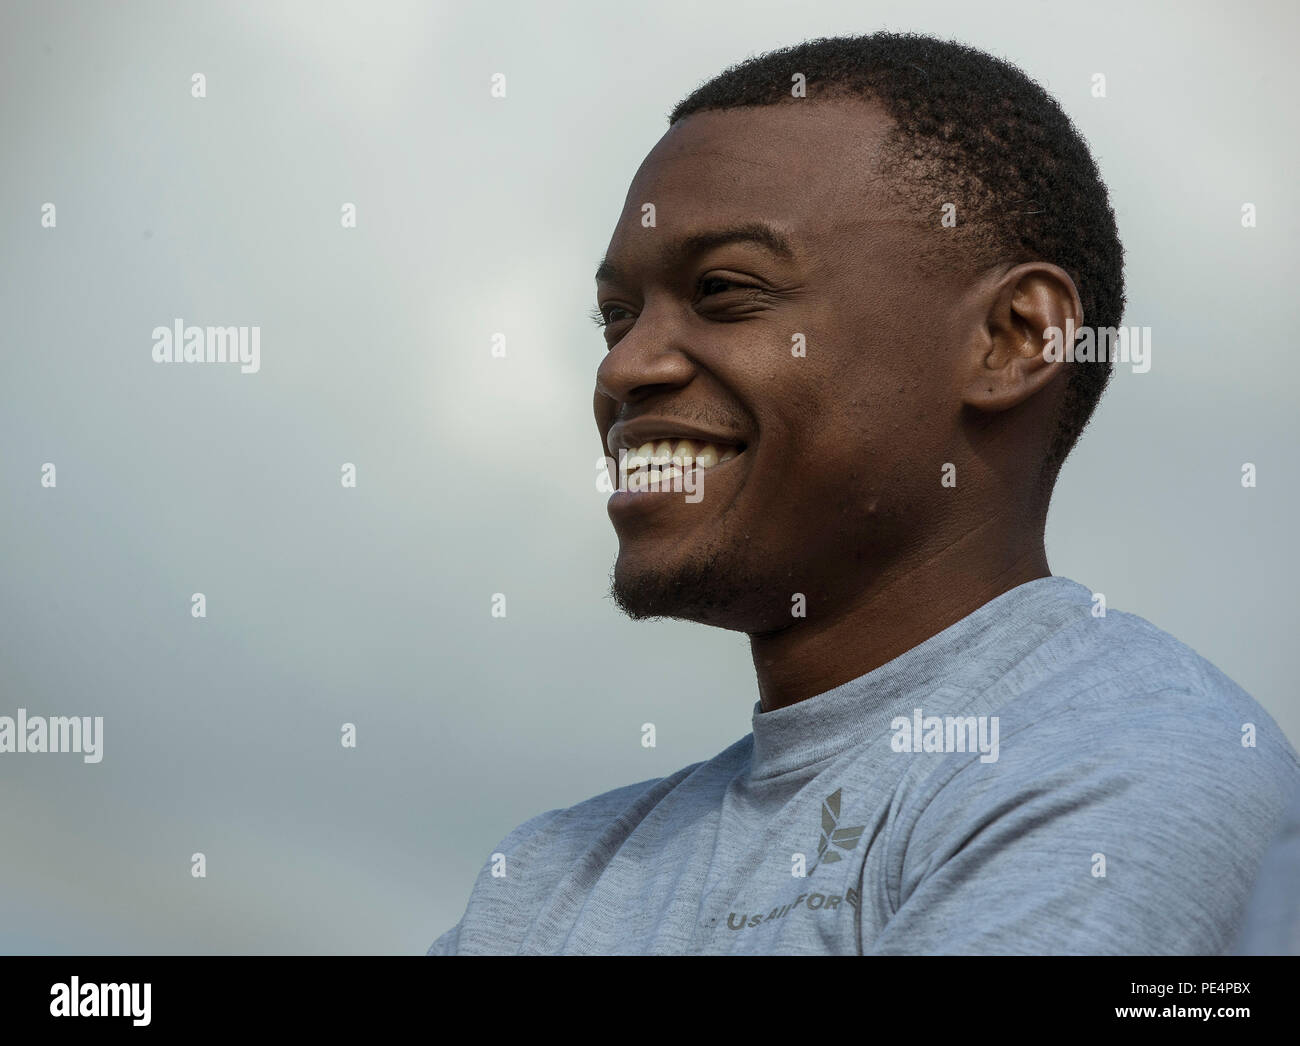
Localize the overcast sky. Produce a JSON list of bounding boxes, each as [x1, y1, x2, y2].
[[1, 0, 1296, 952]]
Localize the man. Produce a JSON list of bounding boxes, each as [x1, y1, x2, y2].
[[430, 32, 1299, 954]]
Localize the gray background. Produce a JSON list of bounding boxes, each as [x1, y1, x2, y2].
[[1, 0, 1296, 953]]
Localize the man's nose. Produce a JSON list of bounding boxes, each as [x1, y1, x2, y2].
[[594, 310, 696, 405]]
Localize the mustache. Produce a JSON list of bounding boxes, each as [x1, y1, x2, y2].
[[612, 403, 749, 432]]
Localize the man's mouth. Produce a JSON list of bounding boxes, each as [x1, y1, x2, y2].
[[616, 437, 744, 485]]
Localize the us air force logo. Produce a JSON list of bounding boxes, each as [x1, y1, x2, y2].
[[813, 788, 865, 873]]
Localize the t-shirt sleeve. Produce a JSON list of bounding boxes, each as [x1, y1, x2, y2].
[[424, 805, 566, 955], [864, 693, 1300, 955], [426, 920, 461, 956]]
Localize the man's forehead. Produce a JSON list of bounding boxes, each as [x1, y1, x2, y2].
[[631, 100, 892, 192], [602, 100, 898, 267]]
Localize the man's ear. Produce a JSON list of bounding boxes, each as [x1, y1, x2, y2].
[[961, 262, 1082, 413]]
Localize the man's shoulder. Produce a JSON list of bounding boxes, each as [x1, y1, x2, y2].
[[894, 612, 1297, 886], [496, 775, 666, 850], [1016, 590, 1293, 749], [427, 743, 747, 953], [907, 594, 1300, 845], [880, 608, 1300, 954]]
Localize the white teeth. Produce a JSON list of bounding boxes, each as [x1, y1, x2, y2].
[[617, 438, 741, 483]]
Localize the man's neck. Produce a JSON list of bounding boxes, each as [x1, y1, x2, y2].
[[749, 526, 1050, 712]]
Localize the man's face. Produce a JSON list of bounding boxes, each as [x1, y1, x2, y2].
[[593, 99, 973, 634]]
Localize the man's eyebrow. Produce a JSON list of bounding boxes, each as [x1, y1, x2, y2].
[[594, 222, 797, 285], [675, 222, 796, 262]]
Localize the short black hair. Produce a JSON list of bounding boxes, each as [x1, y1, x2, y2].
[[669, 32, 1126, 476]]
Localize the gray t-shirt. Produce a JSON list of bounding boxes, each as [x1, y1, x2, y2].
[[429, 576, 1300, 954]]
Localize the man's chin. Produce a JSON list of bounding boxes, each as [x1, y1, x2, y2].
[[609, 549, 754, 628]]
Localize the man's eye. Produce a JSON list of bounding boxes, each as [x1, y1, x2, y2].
[[695, 275, 770, 315], [591, 304, 634, 328], [697, 275, 770, 303], [698, 276, 742, 296]]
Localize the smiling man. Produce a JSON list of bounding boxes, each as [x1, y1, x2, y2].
[[430, 33, 1299, 955]]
